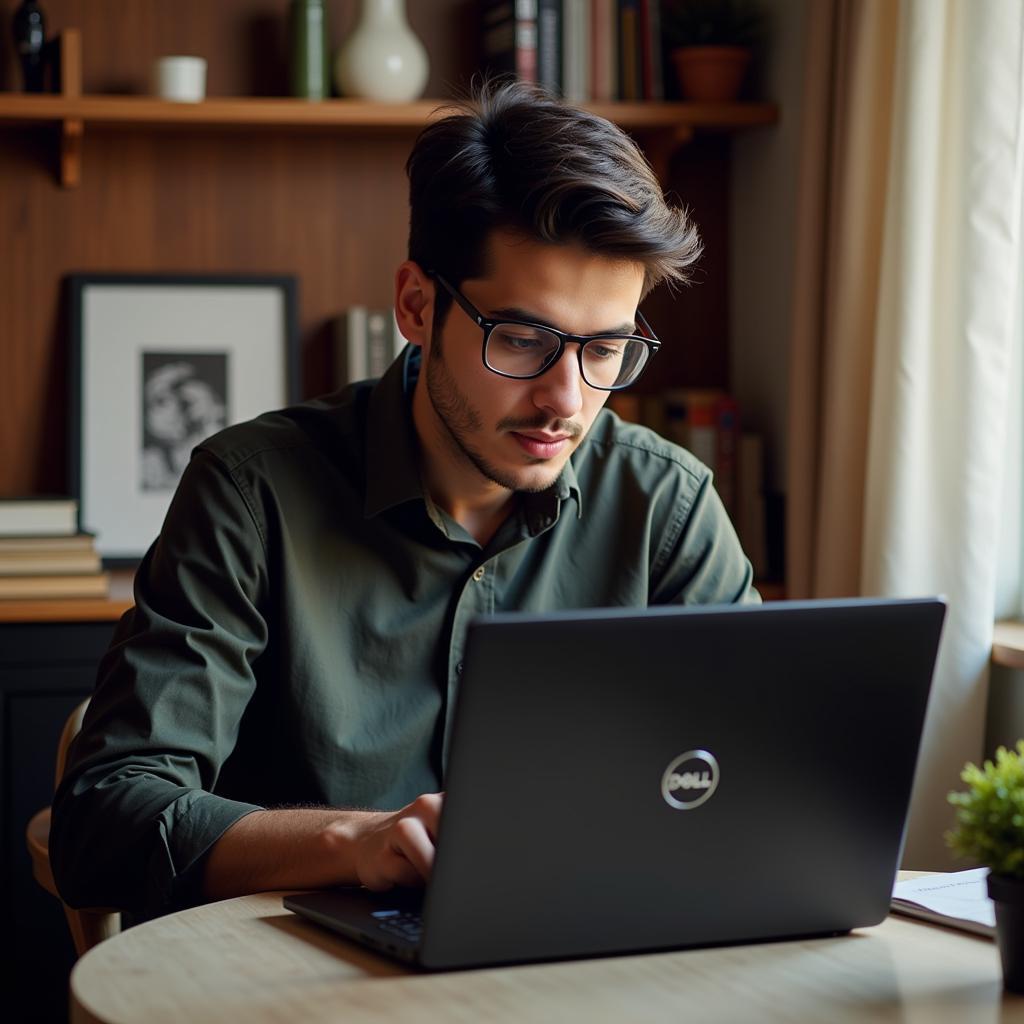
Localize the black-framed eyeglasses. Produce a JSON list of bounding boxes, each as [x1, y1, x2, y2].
[[430, 271, 661, 391]]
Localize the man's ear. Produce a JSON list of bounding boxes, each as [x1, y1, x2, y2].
[[394, 262, 434, 352]]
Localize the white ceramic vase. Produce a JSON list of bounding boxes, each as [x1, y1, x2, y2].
[[334, 0, 429, 103]]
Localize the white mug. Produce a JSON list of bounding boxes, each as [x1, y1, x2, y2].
[[153, 56, 207, 102]]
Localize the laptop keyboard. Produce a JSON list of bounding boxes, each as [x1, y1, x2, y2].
[[371, 908, 424, 944]]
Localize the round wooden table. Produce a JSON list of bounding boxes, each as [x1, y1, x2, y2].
[[70, 888, 1021, 1023]]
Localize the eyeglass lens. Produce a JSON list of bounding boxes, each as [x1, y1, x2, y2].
[[485, 324, 649, 389]]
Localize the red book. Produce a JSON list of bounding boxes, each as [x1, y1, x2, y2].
[[638, 0, 664, 100], [591, 0, 615, 101]]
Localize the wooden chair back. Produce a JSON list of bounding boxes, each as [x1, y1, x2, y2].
[[25, 697, 121, 957]]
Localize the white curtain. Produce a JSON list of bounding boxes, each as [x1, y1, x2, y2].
[[861, 0, 1024, 867]]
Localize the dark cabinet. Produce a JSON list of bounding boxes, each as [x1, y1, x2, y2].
[[1, 620, 117, 1023]]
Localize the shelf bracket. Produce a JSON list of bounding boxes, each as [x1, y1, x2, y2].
[[56, 28, 83, 188], [61, 118, 83, 189], [642, 125, 697, 185]]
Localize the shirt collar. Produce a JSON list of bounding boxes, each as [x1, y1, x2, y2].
[[363, 347, 584, 521]]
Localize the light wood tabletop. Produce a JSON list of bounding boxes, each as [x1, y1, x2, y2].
[[70, 879, 1023, 1024]]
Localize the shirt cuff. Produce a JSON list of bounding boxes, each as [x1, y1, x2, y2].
[[143, 791, 264, 919]]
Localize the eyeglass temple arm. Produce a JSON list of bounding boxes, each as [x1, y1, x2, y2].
[[428, 271, 485, 326], [636, 310, 659, 345]]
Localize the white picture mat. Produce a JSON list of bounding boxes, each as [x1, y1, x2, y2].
[[81, 284, 288, 559]]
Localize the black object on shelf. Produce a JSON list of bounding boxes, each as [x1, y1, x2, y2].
[[12, 0, 47, 92]]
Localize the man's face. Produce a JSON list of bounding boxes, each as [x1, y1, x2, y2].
[[418, 232, 646, 495]]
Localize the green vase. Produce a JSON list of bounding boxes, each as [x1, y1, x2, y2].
[[289, 0, 330, 100]]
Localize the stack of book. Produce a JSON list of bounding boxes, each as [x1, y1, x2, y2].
[[333, 307, 407, 389], [482, 0, 665, 103], [0, 498, 109, 600]]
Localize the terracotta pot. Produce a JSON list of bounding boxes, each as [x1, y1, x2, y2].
[[670, 46, 751, 102], [989, 874, 1024, 993]]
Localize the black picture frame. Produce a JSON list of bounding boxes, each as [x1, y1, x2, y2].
[[68, 273, 300, 567]]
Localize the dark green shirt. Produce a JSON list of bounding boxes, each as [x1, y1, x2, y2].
[[51, 351, 758, 919]]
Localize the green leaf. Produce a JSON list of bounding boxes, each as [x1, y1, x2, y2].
[[946, 740, 1024, 879]]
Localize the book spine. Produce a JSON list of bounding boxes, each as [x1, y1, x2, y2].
[[0, 571, 110, 600], [366, 310, 392, 378], [590, 0, 611, 101], [0, 550, 101, 576], [685, 397, 718, 473], [482, 0, 539, 82], [391, 310, 406, 361], [538, 0, 563, 95], [562, 0, 590, 103], [0, 499, 79, 538], [640, 393, 667, 437], [647, 0, 663, 100], [713, 393, 740, 521], [639, 0, 653, 100], [605, 392, 642, 422], [639, 0, 663, 101], [618, 0, 641, 101], [662, 388, 723, 474], [607, 0, 619, 99], [333, 306, 368, 388], [738, 433, 768, 578]]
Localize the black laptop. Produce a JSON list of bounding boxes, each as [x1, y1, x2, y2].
[[284, 597, 946, 969]]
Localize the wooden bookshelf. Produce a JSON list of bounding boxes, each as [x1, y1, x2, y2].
[[0, 91, 778, 188], [1, 6, 775, 498], [0, 28, 776, 186]]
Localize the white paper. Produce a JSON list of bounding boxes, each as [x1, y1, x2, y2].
[[891, 868, 996, 930]]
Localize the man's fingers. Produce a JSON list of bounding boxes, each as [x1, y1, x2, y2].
[[410, 792, 444, 841], [355, 792, 445, 890], [391, 815, 435, 880]]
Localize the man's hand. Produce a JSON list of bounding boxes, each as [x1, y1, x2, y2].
[[340, 792, 444, 890], [201, 793, 444, 902]]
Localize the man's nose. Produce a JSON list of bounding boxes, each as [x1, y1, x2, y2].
[[531, 343, 585, 420]]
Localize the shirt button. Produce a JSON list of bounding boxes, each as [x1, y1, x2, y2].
[[456, 661, 464, 675], [472, 566, 486, 582]]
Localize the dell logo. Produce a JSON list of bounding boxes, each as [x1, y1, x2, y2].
[[661, 750, 719, 810], [668, 770, 712, 791]]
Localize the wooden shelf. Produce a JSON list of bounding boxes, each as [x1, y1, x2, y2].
[[0, 93, 778, 131], [993, 620, 1024, 669], [0, 569, 134, 624], [0, 92, 778, 187]]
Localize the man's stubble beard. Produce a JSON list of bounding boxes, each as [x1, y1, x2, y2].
[[424, 341, 580, 494]]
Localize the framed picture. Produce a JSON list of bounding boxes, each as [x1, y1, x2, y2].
[[69, 273, 300, 566]]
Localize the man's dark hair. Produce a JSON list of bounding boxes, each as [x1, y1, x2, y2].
[[406, 77, 702, 331]]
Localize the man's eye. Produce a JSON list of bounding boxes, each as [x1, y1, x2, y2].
[[497, 332, 545, 350], [588, 343, 625, 360]]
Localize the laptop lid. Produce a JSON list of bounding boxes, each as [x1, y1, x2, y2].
[[413, 597, 945, 969]]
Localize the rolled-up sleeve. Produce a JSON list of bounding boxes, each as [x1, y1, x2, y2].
[[50, 449, 269, 919]]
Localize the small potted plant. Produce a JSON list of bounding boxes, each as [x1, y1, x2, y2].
[[947, 739, 1024, 993], [661, 0, 765, 102]]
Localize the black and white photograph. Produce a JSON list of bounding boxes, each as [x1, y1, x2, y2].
[[69, 274, 299, 563], [140, 351, 229, 492]]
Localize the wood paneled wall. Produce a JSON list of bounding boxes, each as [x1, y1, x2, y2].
[[0, 0, 731, 496]]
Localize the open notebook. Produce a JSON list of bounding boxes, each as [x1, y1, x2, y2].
[[891, 869, 996, 937]]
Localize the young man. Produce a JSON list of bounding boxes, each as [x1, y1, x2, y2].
[[51, 81, 758, 922]]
